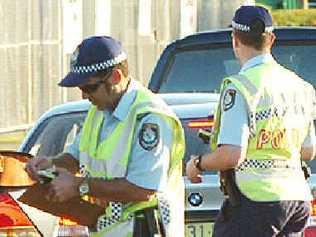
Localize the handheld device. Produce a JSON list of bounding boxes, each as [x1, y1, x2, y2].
[[37, 166, 58, 184]]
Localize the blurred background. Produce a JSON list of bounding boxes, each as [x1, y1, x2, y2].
[[0, 0, 315, 149]]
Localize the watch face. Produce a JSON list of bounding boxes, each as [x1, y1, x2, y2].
[[79, 180, 89, 196]]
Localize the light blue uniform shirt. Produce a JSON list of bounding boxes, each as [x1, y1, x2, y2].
[[67, 79, 172, 191], [218, 54, 315, 147]]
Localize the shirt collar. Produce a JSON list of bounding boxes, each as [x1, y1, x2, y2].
[[108, 78, 139, 121], [240, 53, 275, 72]]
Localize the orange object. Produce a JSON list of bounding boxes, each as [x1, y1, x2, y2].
[[0, 151, 35, 187]]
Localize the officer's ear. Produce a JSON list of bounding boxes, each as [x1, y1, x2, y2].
[[232, 31, 240, 48], [109, 68, 122, 85], [267, 32, 276, 47]]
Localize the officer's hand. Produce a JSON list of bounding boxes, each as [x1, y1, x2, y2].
[[186, 155, 202, 183], [47, 167, 80, 202], [25, 156, 53, 181]]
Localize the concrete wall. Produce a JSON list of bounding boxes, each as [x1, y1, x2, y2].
[[0, 0, 246, 132]]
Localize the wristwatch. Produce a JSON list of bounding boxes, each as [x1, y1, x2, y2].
[[79, 177, 90, 197], [193, 155, 204, 172]]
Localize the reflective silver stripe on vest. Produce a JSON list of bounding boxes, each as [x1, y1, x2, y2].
[[230, 74, 258, 135], [231, 74, 257, 95], [79, 110, 107, 177], [102, 112, 137, 177], [231, 74, 273, 108], [237, 159, 300, 171]]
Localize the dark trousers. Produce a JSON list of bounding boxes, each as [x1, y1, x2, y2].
[[133, 214, 150, 237], [213, 194, 311, 237], [133, 208, 164, 237]]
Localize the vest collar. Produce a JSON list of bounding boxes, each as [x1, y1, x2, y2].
[[240, 53, 275, 72]]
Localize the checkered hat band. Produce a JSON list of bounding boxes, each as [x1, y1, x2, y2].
[[232, 21, 250, 32], [237, 159, 299, 171], [232, 20, 273, 32], [72, 52, 127, 74]]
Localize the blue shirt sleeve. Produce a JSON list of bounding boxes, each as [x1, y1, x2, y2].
[[217, 84, 250, 147], [126, 113, 173, 191]]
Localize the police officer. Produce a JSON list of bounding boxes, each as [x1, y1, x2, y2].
[[186, 5, 316, 237], [26, 36, 185, 237]]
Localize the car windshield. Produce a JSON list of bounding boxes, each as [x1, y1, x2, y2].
[[159, 44, 316, 93]]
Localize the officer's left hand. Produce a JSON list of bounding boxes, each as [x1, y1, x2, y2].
[[47, 167, 80, 202], [186, 155, 202, 183]]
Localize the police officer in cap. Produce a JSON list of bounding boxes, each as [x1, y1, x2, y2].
[[186, 5, 316, 236], [26, 36, 185, 237]]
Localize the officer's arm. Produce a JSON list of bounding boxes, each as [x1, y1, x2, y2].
[[51, 153, 80, 174], [84, 178, 155, 202], [199, 144, 246, 171], [199, 85, 249, 171], [301, 120, 316, 161], [301, 147, 316, 161]]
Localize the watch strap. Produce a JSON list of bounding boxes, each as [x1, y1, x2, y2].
[[194, 155, 204, 172]]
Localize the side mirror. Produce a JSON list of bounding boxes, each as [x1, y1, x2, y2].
[[0, 151, 35, 187]]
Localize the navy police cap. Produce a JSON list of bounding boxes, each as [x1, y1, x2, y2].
[[232, 5, 273, 33], [59, 36, 127, 87]]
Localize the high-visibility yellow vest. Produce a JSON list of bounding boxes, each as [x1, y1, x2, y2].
[[79, 84, 185, 236], [212, 61, 314, 201]]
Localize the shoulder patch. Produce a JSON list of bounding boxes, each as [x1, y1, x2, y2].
[[222, 89, 236, 111], [139, 123, 159, 151]]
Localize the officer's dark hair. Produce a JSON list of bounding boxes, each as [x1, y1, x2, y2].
[[233, 19, 272, 50], [95, 59, 129, 79]]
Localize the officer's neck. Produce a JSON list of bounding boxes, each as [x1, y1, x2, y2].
[[239, 46, 270, 66], [108, 77, 131, 111]]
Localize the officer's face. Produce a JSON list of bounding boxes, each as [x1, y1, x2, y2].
[[79, 72, 118, 110]]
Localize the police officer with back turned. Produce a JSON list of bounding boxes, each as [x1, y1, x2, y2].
[[186, 5, 316, 237]]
